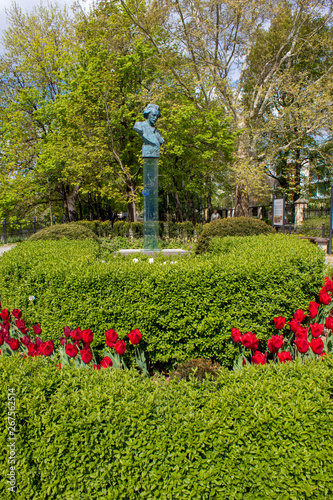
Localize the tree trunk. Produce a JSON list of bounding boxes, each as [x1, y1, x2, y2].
[[127, 184, 137, 222], [174, 191, 183, 222], [206, 194, 212, 222], [47, 177, 53, 225], [234, 185, 249, 217], [166, 188, 171, 223], [66, 185, 80, 222]]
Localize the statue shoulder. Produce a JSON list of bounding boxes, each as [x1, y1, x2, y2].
[[133, 121, 145, 133]]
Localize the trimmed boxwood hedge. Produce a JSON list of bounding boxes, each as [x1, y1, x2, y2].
[[29, 223, 99, 243], [0, 235, 324, 367], [195, 217, 275, 254], [1, 355, 333, 499]]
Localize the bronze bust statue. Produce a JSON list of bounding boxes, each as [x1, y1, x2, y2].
[[133, 103, 164, 158]]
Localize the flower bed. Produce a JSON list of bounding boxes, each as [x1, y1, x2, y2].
[[0, 235, 325, 367]]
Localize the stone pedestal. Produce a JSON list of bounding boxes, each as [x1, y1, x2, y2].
[[116, 248, 190, 257], [294, 198, 308, 226]]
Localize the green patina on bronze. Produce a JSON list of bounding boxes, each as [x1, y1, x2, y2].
[[134, 104, 164, 251]]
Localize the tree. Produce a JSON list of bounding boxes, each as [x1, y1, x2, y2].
[[120, 0, 333, 215], [0, 2, 75, 221]]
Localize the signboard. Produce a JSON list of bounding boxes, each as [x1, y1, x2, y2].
[[273, 198, 284, 226]]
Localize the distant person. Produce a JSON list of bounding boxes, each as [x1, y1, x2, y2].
[[110, 211, 118, 229], [211, 209, 221, 222]]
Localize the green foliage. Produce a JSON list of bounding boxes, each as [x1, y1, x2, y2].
[[0, 235, 324, 367], [111, 220, 131, 237], [299, 216, 330, 238], [76, 220, 110, 237], [28, 223, 99, 243], [111, 221, 203, 240], [1, 355, 333, 499], [195, 217, 275, 254]]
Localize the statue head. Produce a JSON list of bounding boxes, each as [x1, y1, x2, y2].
[[142, 103, 161, 127]]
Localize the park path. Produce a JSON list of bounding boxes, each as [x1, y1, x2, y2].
[[0, 244, 17, 257]]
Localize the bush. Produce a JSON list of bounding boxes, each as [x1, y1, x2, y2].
[[1, 355, 333, 499], [29, 223, 99, 243], [111, 220, 130, 237], [0, 235, 324, 367], [170, 358, 221, 381], [299, 216, 329, 238], [111, 221, 203, 240], [77, 220, 110, 237], [195, 217, 275, 254]]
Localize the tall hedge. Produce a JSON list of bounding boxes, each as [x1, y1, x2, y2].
[[1, 355, 333, 499], [195, 217, 274, 254], [0, 235, 324, 366]]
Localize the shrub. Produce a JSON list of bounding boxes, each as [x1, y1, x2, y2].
[[111, 220, 130, 237], [170, 358, 221, 381], [29, 223, 99, 243], [77, 220, 110, 237], [299, 216, 329, 238], [0, 355, 333, 499], [0, 235, 324, 367], [131, 222, 144, 238], [195, 216, 275, 254]]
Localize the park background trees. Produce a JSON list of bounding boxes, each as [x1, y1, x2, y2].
[[0, 0, 332, 222]]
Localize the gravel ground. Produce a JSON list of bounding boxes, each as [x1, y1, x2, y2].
[[0, 244, 17, 256]]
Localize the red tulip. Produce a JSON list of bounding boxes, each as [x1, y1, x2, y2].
[[324, 277, 333, 292], [325, 317, 333, 330], [273, 317, 285, 330], [60, 337, 67, 346], [319, 290, 331, 305], [100, 356, 113, 368], [105, 329, 118, 344], [65, 343, 78, 357], [308, 301, 319, 319], [310, 323, 324, 338], [16, 319, 29, 335], [12, 309, 22, 319], [310, 337, 324, 355], [289, 319, 300, 333], [80, 348, 92, 364], [267, 335, 283, 353], [63, 326, 71, 338], [231, 328, 241, 343], [33, 324, 42, 336], [127, 328, 141, 345], [21, 334, 31, 346], [251, 351, 266, 365], [41, 340, 53, 357], [293, 310, 306, 322], [6, 338, 20, 351], [294, 337, 310, 354], [0, 309, 10, 321], [278, 351, 292, 363], [240, 332, 259, 352], [70, 329, 82, 341], [114, 340, 126, 355], [82, 329, 94, 344], [295, 326, 308, 339], [93, 364, 101, 370], [35, 336, 43, 347]]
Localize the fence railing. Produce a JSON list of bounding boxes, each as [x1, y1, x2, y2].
[[1, 217, 56, 244], [304, 208, 330, 219]]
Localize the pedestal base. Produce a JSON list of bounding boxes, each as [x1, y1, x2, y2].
[[115, 248, 190, 256]]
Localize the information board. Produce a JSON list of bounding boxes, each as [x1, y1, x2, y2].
[[273, 198, 284, 226]]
